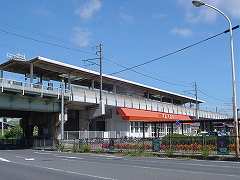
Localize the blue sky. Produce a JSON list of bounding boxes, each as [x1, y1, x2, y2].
[[0, 0, 240, 113]]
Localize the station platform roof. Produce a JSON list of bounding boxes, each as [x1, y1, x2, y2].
[[0, 56, 204, 104]]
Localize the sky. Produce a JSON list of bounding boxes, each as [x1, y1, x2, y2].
[[0, 0, 240, 114]]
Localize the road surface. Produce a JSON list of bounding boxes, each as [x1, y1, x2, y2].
[[0, 149, 239, 180]]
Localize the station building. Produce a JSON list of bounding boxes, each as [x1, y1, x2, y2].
[[0, 55, 229, 140]]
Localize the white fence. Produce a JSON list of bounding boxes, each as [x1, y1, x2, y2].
[[64, 131, 131, 139], [0, 78, 71, 99], [71, 85, 229, 119], [0, 77, 230, 119]]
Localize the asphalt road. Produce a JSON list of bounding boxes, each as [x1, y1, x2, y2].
[[0, 150, 240, 180]]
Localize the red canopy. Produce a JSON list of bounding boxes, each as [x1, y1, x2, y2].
[[117, 107, 191, 122]]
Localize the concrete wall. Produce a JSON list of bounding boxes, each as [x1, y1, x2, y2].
[[105, 108, 130, 133], [0, 93, 60, 112]]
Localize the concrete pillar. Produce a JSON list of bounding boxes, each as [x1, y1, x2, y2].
[[143, 122, 145, 138], [164, 123, 168, 135], [0, 70, 3, 79], [91, 80, 95, 89], [113, 84, 117, 94], [171, 123, 174, 134], [68, 74, 71, 90], [181, 123, 184, 135], [40, 74, 43, 84], [30, 63, 34, 84]]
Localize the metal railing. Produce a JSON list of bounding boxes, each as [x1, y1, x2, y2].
[[64, 131, 130, 139], [59, 136, 240, 156], [0, 78, 71, 99], [71, 84, 230, 119], [0, 77, 230, 119]]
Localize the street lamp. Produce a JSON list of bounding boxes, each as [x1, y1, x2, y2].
[[192, 0, 239, 158]]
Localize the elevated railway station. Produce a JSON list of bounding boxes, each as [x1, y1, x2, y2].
[[0, 55, 230, 140]]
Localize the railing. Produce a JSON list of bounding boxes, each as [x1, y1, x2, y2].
[[64, 131, 130, 139], [59, 136, 240, 157], [71, 84, 230, 119], [0, 78, 230, 119], [64, 131, 193, 140], [0, 78, 71, 99]]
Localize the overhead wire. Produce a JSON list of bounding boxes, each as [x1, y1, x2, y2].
[[109, 25, 240, 75]]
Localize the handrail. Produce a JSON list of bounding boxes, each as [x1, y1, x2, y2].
[[0, 78, 71, 97]]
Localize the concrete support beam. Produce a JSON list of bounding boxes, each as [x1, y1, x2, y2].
[[68, 74, 71, 90], [0, 70, 3, 79], [91, 80, 95, 89], [113, 85, 117, 94], [30, 63, 34, 84]]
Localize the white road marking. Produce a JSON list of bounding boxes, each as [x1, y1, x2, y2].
[[34, 152, 52, 155], [55, 155, 84, 160], [25, 158, 35, 161], [9, 161, 115, 180], [123, 158, 240, 169], [0, 157, 11, 162]]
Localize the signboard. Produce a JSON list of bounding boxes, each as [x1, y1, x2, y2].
[[217, 136, 230, 155], [152, 138, 161, 152], [176, 120, 181, 127]]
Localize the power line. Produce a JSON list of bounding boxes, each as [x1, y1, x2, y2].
[[109, 25, 240, 75], [0, 28, 95, 56], [198, 88, 231, 103], [0, 27, 192, 88], [105, 58, 191, 88]]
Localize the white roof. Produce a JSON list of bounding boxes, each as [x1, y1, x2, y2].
[[35, 56, 204, 103]]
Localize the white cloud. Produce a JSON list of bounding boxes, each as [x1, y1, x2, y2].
[[71, 27, 91, 48], [171, 27, 193, 37], [178, 0, 240, 23], [75, 0, 102, 20]]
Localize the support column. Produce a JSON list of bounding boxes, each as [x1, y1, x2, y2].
[[61, 79, 65, 140], [68, 74, 71, 90], [30, 63, 34, 84], [113, 84, 117, 94], [0, 70, 3, 79], [143, 122, 145, 138], [91, 80, 95, 89], [40, 74, 43, 84], [154, 123, 157, 137], [181, 123, 184, 135], [171, 123, 174, 134]]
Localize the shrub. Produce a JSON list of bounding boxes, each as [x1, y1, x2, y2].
[[56, 143, 65, 152], [72, 143, 79, 153], [95, 148, 104, 153], [201, 147, 210, 159], [79, 144, 91, 153], [4, 125, 23, 139], [165, 148, 174, 157]]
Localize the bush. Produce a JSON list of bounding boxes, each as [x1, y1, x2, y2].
[[165, 149, 174, 157], [56, 143, 65, 152], [95, 148, 104, 153], [4, 125, 23, 139], [72, 143, 79, 153], [79, 144, 91, 153], [201, 147, 210, 159]]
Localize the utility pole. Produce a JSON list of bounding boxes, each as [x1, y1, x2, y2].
[[194, 82, 199, 120], [61, 79, 65, 140], [1, 118, 4, 136], [96, 43, 105, 115], [82, 43, 105, 116]]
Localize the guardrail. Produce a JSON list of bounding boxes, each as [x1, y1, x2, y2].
[[0, 78, 71, 99], [71, 85, 230, 119], [0, 78, 230, 119]]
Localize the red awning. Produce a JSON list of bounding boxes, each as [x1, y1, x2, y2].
[[117, 107, 191, 122]]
